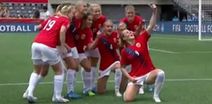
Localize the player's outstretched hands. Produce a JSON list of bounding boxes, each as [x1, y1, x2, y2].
[[150, 3, 157, 11]]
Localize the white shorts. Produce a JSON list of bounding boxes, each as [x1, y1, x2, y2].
[[98, 61, 120, 79], [86, 48, 99, 58], [78, 53, 88, 62], [128, 72, 151, 86], [70, 47, 79, 59], [31, 43, 61, 65], [58, 47, 79, 59]]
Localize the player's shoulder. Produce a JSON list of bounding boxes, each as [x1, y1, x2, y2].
[[100, 15, 106, 19]]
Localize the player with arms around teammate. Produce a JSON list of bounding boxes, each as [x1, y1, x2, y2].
[[120, 4, 165, 103], [87, 20, 122, 97], [74, 13, 96, 96], [25, 5, 73, 103], [87, 3, 107, 92]]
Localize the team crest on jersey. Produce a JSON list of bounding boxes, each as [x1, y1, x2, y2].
[[81, 34, 86, 40], [113, 38, 117, 43], [136, 42, 141, 48]]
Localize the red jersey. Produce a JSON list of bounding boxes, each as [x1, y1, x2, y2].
[[97, 32, 120, 71], [121, 30, 155, 77], [92, 15, 106, 39], [65, 28, 75, 48], [34, 16, 70, 48], [121, 15, 144, 32], [75, 27, 93, 53], [72, 17, 83, 31]]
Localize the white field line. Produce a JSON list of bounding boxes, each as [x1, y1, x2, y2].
[[150, 48, 178, 54], [0, 78, 212, 86], [152, 36, 198, 41]]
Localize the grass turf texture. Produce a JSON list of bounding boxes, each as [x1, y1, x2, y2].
[[0, 33, 212, 104]]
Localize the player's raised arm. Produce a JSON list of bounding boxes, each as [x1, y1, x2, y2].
[[146, 3, 157, 34]]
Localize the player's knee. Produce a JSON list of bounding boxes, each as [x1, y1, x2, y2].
[[158, 70, 165, 77], [157, 70, 165, 81], [123, 93, 134, 102]]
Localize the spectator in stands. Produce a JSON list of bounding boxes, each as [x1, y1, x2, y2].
[[120, 4, 165, 103], [0, 3, 9, 18], [191, 13, 198, 21], [187, 15, 192, 21], [32, 10, 40, 19], [172, 16, 179, 21], [182, 17, 187, 22], [40, 6, 51, 20]]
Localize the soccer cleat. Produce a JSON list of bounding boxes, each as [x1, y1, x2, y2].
[[52, 96, 69, 103], [27, 95, 37, 103], [138, 87, 144, 95], [92, 87, 97, 93], [22, 91, 28, 99], [153, 96, 161, 103], [115, 91, 122, 97], [147, 85, 154, 92], [83, 90, 95, 96], [65, 91, 81, 99]]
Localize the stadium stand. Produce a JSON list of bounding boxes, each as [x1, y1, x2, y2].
[[0, 0, 47, 18], [49, 0, 172, 5], [172, 0, 212, 21]]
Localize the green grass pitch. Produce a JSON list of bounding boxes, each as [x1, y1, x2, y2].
[[0, 32, 212, 104]]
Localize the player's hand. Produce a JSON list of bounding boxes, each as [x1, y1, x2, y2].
[[129, 76, 137, 83], [83, 45, 88, 51], [58, 45, 67, 55], [96, 30, 102, 38], [149, 3, 157, 10]]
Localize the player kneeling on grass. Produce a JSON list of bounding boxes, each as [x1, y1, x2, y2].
[[120, 4, 165, 103], [86, 20, 122, 97]]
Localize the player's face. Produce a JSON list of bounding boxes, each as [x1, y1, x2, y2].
[[118, 22, 127, 33], [86, 15, 93, 28], [104, 22, 113, 35], [92, 6, 101, 19], [79, 3, 88, 15], [68, 7, 76, 19], [122, 29, 135, 41], [126, 9, 135, 22]]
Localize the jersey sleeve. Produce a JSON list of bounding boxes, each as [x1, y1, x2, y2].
[[137, 30, 150, 42], [61, 18, 70, 29], [40, 18, 49, 29]]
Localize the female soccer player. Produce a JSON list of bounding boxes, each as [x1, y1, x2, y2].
[[120, 5, 144, 32], [88, 3, 107, 92], [120, 4, 148, 95], [74, 13, 96, 96], [24, 5, 74, 103], [87, 20, 122, 97], [120, 4, 165, 103]]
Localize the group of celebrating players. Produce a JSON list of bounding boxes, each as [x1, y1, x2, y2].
[[22, 0, 165, 103]]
